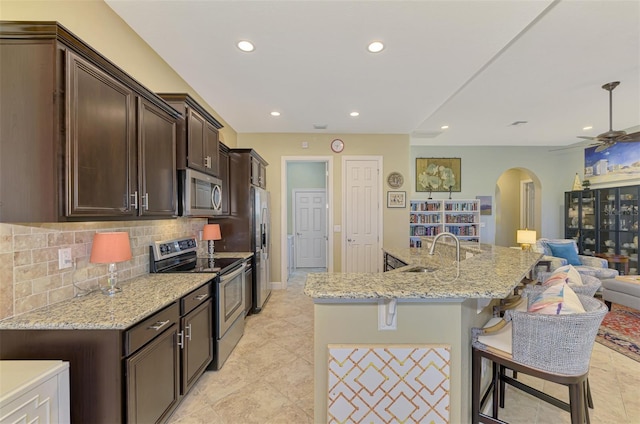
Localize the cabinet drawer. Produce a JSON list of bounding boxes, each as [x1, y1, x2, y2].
[[181, 282, 213, 315], [124, 302, 179, 356]]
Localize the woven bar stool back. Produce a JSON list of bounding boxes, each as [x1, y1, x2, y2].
[[471, 294, 608, 424]]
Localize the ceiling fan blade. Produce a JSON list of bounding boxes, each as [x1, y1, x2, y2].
[[616, 131, 640, 142], [577, 136, 600, 141], [594, 143, 613, 152]]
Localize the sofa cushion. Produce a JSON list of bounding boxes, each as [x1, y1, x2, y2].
[[548, 242, 582, 266], [528, 283, 585, 315]]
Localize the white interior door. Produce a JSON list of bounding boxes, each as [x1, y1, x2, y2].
[[343, 157, 382, 273], [294, 189, 327, 268]]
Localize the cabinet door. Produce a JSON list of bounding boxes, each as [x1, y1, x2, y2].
[[66, 51, 136, 217], [187, 108, 207, 173], [250, 156, 261, 186], [204, 122, 220, 176], [138, 98, 177, 216], [181, 300, 213, 394], [244, 266, 253, 316], [219, 147, 230, 215], [259, 163, 267, 188], [126, 325, 179, 424]]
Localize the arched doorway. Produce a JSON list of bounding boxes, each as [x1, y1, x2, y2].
[[495, 168, 542, 247]]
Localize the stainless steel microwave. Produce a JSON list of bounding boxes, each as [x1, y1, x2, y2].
[[179, 168, 222, 217]]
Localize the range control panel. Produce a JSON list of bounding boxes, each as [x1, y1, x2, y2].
[[152, 237, 198, 260]]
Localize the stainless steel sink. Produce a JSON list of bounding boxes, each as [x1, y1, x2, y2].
[[401, 265, 437, 273]]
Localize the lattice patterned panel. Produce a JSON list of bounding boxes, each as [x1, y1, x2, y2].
[[327, 344, 450, 423]]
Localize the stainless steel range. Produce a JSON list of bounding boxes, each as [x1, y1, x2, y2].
[[150, 236, 246, 370]]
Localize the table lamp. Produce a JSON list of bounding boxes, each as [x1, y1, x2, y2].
[[90, 232, 132, 296], [517, 229, 537, 251], [203, 224, 222, 258]]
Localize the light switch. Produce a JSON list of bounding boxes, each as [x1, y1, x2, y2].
[[58, 248, 72, 269]]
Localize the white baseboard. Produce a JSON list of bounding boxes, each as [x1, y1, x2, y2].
[[270, 281, 285, 290]]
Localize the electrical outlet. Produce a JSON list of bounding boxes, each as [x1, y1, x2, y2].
[[58, 248, 72, 269]]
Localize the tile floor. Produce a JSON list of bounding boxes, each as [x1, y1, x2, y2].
[[169, 269, 640, 424]]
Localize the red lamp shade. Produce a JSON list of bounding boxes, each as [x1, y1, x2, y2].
[[90, 232, 133, 264], [202, 224, 222, 241]]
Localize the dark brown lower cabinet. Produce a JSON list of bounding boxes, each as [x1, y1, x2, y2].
[[0, 281, 214, 423], [181, 300, 213, 393], [127, 324, 180, 423]]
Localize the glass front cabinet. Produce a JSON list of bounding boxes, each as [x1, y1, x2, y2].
[[565, 184, 639, 275], [565, 190, 596, 255]]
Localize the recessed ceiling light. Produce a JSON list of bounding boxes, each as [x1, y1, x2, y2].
[[350, 111, 359, 117], [583, 126, 593, 131], [441, 125, 449, 130], [237, 40, 255, 52], [367, 41, 384, 53], [270, 111, 280, 117]]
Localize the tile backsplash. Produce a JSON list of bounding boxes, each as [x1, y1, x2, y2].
[[0, 218, 208, 320]]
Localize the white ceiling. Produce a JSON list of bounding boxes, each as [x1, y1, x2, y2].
[[105, 0, 640, 147]]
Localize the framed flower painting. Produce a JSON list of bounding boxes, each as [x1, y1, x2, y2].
[[416, 158, 461, 192]]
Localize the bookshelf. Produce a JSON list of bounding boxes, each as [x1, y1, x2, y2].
[[410, 199, 480, 247]]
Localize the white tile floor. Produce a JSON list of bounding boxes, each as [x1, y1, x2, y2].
[[168, 269, 640, 423]]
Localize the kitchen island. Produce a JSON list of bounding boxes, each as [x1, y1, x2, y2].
[[305, 244, 541, 423]]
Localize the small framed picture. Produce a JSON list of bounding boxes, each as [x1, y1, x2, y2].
[[387, 191, 406, 208]]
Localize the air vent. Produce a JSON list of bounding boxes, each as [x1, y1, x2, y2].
[[313, 124, 328, 130], [411, 130, 443, 139], [510, 121, 528, 126]]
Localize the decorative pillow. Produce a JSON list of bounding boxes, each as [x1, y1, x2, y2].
[[547, 242, 582, 266], [528, 283, 585, 315], [542, 271, 569, 287], [551, 265, 583, 286]]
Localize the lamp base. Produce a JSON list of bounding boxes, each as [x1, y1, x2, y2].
[[101, 285, 122, 296], [521, 244, 532, 251]]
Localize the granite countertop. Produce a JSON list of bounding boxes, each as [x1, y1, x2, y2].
[[304, 244, 542, 300], [213, 251, 253, 259], [0, 274, 215, 331], [0, 251, 254, 331]]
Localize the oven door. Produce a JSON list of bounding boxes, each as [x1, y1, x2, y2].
[[217, 262, 246, 337], [182, 168, 222, 216]]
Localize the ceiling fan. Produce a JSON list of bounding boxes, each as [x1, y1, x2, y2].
[[576, 81, 640, 152]]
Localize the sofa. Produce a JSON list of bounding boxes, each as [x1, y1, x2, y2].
[[534, 238, 618, 282]]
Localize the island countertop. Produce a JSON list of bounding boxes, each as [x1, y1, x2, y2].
[[304, 244, 542, 300]]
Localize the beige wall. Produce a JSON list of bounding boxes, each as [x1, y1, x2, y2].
[[238, 133, 411, 282], [0, 0, 238, 146]]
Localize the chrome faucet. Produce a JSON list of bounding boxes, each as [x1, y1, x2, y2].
[[428, 232, 460, 263]]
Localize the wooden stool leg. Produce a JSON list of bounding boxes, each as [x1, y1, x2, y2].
[[492, 363, 499, 418], [499, 365, 506, 409], [569, 382, 586, 424], [586, 378, 593, 409], [472, 348, 482, 424]]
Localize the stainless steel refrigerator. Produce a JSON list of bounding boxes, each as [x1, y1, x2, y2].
[[213, 149, 271, 313], [253, 186, 271, 312]]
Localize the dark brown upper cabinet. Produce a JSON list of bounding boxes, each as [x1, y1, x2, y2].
[[0, 21, 179, 222], [219, 142, 231, 216], [158, 93, 223, 177]]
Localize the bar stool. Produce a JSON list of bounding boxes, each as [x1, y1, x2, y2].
[[471, 294, 607, 424]]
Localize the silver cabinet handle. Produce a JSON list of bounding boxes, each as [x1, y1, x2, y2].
[[142, 193, 149, 211], [195, 294, 207, 301], [131, 191, 138, 209], [185, 324, 192, 341], [148, 319, 170, 331], [177, 330, 184, 349]]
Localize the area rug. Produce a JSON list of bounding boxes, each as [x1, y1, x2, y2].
[[596, 304, 640, 363]]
